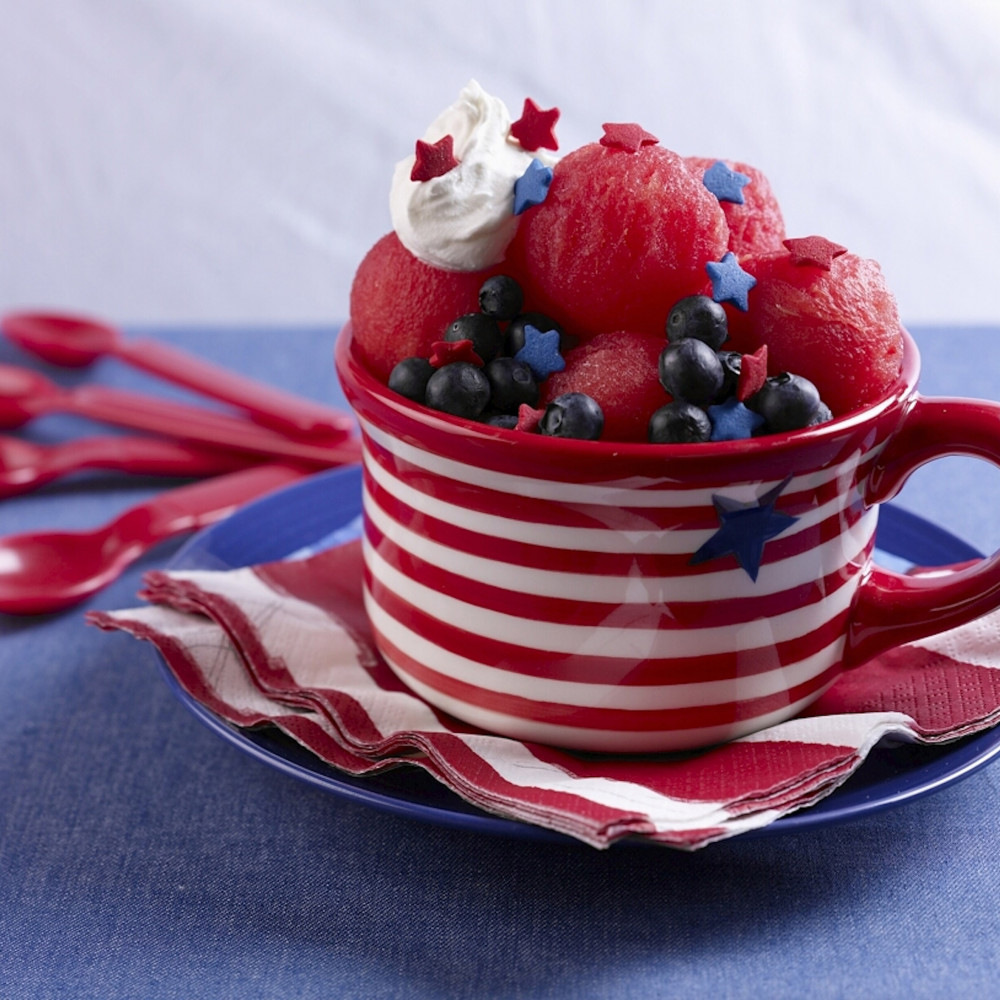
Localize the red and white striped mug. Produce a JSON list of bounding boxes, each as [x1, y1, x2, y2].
[[337, 325, 1000, 752]]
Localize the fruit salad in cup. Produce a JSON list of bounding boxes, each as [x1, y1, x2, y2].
[[349, 79, 904, 446]]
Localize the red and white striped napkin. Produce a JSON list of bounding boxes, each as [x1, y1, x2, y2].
[[89, 541, 1000, 849]]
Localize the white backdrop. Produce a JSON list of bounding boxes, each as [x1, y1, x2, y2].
[[2, 0, 999, 327]]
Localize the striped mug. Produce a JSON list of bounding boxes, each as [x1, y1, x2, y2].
[[336, 325, 1000, 752]]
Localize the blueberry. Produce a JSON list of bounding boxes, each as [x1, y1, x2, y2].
[[387, 356, 434, 402], [444, 313, 504, 363], [505, 312, 565, 356], [658, 339, 725, 406], [484, 357, 539, 413], [483, 412, 519, 429], [807, 401, 834, 427], [648, 401, 712, 444], [716, 350, 742, 400], [666, 295, 728, 350], [478, 275, 524, 320], [747, 372, 822, 432], [424, 362, 491, 419], [539, 393, 604, 440]]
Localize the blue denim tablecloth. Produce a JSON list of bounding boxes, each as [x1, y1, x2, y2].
[[2, 325, 999, 999]]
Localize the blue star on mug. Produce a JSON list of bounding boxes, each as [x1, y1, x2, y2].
[[690, 475, 798, 581]]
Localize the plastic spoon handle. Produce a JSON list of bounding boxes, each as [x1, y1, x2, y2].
[[2, 312, 353, 440], [52, 382, 359, 467], [117, 336, 354, 440], [110, 462, 309, 541], [0, 463, 310, 614], [0, 434, 257, 498]]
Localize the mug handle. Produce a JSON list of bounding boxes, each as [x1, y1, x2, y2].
[[846, 395, 1000, 668]]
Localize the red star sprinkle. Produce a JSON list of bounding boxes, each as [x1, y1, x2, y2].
[[429, 339, 483, 368], [599, 123, 659, 153], [510, 98, 560, 152], [782, 236, 848, 270], [737, 345, 769, 402], [515, 403, 546, 433], [410, 135, 460, 182]]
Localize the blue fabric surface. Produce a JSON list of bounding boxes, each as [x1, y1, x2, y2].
[[2, 326, 1000, 999]]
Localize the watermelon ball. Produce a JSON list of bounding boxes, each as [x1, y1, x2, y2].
[[685, 157, 786, 258], [478, 275, 524, 320], [747, 250, 903, 415], [658, 339, 725, 407], [667, 295, 729, 349], [540, 393, 604, 440], [424, 362, 491, 419], [349, 232, 494, 381], [387, 356, 434, 402], [540, 329, 665, 442], [510, 141, 729, 339], [648, 401, 712, 444], [443, 313, 504, 363]]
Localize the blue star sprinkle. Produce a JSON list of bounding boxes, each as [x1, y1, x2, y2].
[[514, 325, 565, 380], [690, 475, 798, 581], [707, 398, 765, 441], [706, 252, 757, 312], [702, 160, 751, 204], [513, 159, 553, 215]]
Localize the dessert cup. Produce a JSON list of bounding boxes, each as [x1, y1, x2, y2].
[[337, 324, 1000, 752]]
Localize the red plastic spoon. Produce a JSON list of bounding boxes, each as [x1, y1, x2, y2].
[[0, 462, 310, 614], [2, 311, 353, 441], [0, 365, 359, 468], [0, 433, 258, 498]]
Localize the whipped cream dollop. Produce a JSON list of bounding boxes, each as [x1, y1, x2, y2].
[[390, 80, 555, 272]]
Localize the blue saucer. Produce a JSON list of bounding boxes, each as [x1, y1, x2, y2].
[[161, 464, 1000, 845]]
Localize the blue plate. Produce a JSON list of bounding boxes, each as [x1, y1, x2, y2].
[[162, 464, 1000, 844]]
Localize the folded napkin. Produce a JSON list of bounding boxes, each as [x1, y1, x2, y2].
[[89, 541, 1000, 849]]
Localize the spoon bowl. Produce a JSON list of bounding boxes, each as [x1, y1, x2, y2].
[[2, 312, 112, 367], [0, 528, 127, 612], [0, 463, 310, 615]]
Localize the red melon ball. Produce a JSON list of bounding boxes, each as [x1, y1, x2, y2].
[[747, 251, 904, 415], [684, 157, 786, 258], [349, 232, 497, 381], [540, 329, 666, 442], [509, 142, 730, 341]]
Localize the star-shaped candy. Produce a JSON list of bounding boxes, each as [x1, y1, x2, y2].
[[514, 324, 565, 380], [706, 252, 757, 312], [429, 339, 483, 368], [599, 122, 659, 153], [736, 345, 768, 401], [515, 403, 546, 433], [782, 236, 848, 270], [707, 398, 765, 441], [702, 160, 751, 204], [513, 159, 553, 215], [690, 476, 798, 581], [410, 135, 460, 182], [510, 98, 560, 152]]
